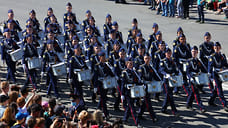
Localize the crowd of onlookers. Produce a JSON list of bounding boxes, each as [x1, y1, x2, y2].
[[135, 0, 228, 20], [0, 81, 123, 128]]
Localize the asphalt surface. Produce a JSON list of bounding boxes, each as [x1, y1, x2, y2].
[[0, 0, 228, 127]]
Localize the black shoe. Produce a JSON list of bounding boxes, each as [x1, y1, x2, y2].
[[196, 20, 201, 23], [208, 103, 217, 107], [200, 21, 205, 24], [174, 92, 180, 96], [173, 112, 180, 117], [153, 118, 158, 123], [201, 108, 207, 113], [114, 107, 121, 111], [186, 105, 194, 111], [224, 106, 228, 112], [123, 120, 129, 125], [161, 110, 169, 114]]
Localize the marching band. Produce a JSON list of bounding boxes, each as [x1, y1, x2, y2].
[[0, 2, 228, 127]]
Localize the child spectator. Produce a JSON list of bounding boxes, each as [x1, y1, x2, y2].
[[196, 0, 206, 23]]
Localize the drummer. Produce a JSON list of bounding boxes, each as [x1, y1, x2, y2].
[[199, 32, 214, 93], [27, 10, 41, 33], [6, 20, 20, 42], [41, 40, 62, 99], [126, 26, 138, 50], [159, 48, 179, 116], [113, 48, 127, 111], [112, 21, 124, 44], [147, 23, 159, 52], [1, 29, 20, 84], [172, 27, 184, 52], [103, 14, 112, 42], [134, 44, 146, 70], [138, 52, 159, 122], [108, 40, 121, 66], [4, 9, 22, 32], [44, 7, 54, 32], [153, 41, 167, 101], [173, 34, 192, 96], [186, 46, 207, 113], [88, 16, 101, 36], [93, 51, 115, 120], [127, 18, 141, 38], [63, 2, 79, 30], [130, 33, 146, 58], [208, 42, 228, 112], [22, 34, 39, 90], [22, 25, 39, 46], [68, 44, 88, 96], [82, 10, 92, 33], [105, 29, 118, 56], [121, 57, 142, 127]]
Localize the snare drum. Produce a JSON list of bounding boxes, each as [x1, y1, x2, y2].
[[76, 69, 91, 82], [10, 49, 23, 62], [102, 77, 117, 89], [52, 62, 67, 76], [146, 81, 163, 93], [168, 75, 183, 87], [27, 57, 41, 69], [218, 69, 228, 82], [195, 73, 209, 85], [130, 85, 146, 98]]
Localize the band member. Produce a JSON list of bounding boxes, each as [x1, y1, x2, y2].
[[148, 23, 159, 51], [68, 44, 88, 96], [105, 29, 118, 56], [199, 32, 214, 93], [103, 14, 112, 42], [173, 27, 184, 51], [6, 20, 20, 42], [121, 57, 142, 127], [208, 42, 228, 112], [90, 43, 102, 103], [22, 34, 39, 90], [186, 46, 207, 113], [138, 53, 158, 122], [41, 40, 62, 99], [159, 48, 179, 116], [93, 51, 115, 120], [82, 10, 92, 32], [1, 29, 20, 83], [63, 2, 79, 30], [127, 18, 141, 38], [130, 33, 146, 58], [153, 41, 167, 101], [27, 10, 41, 33], [108, 40, 121, 66], [88, 16, 101, 36], [112, 21, 124, 44], [173, 34, 192, 95], [126, 26, 138, 50], [134, 44, 146, 69], [44, 7, 54, 32], [4, 9, 22, 32], [114, 48, 127, 111]]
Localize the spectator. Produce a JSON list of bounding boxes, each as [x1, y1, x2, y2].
[[35, 117, 45, 128], [20, 86, 30, 101], [26, 117, 36, 128], [0, 81, 9, 96], [112, 118, 123, 128], [78, 110, 91, 128], [183, 0, 190, 19], [31, 95, 42, 105], [196, 0, 206, 23], [41, 101, 48, 113], [17, 90, 35, 114], [0, 95, 9, 118], [11, 112, 28, 128], [10, 85, 20, 93], [0, 106, 16, 127], [25, 104, 42, 125], [177, 0, 184, 18], [169, 0, 176, 17], [69, 94, 86, 121], [10, 102, 18, 115], [216, 0, 226, 14], [161, 0, 168, 17], [8, 91, 18, 104], [92, 110, 111, 128], [0, 122, 7, 128]]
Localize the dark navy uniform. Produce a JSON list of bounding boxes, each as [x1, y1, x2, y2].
[[199, 41, 214, 69], [113, 52, 126, 110], [186, 50, 207, 111], [103, 14, 112, 42], [63, 5, 79, 31], [112, 21, 124, 44], [173, 35, 192, 95], [22, 36, 39, 89], [94, 54, 115, 118], [42, 49, 61, 98], [153, 49, 166, 71], [208, 43, 228, 110], [173, 27, 184, 51], [109, 49, 119, 66], [4, 10, 22, 32], [41, 39, 63, 58], [69, 47, 88, 96], [147, 23, 158, 51], [105, 38, 116, 56], [138, 62, 159, 121], [121, 65, 141, 126], [1, 32, 20, 83], [44, 8, 53, 32], [134, 55, 145, 70], [159, 53, 179, 114]]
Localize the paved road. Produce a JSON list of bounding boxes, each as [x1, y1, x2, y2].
[[0, 0, 228, 127]]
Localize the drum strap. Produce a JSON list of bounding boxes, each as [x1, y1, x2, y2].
[[203, 43, 212, 54], [190, 60, 198, 70], [213, 56, 221, 67], [118, 60, 125, 71], [178, 46, 186, 57], [164, 61, 172, 71], [74, 56, 84, 67]]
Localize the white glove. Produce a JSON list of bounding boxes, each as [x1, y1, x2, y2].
[[67, 68, 70, 73], [68, 79, 72, 83], [41, 72, 44, 78], [121, 96, 125, 101], [165, 74, 171, 79], [23, 64, 26, 71], [127, 84, 132, 89], [94, 88, 97, 93]]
